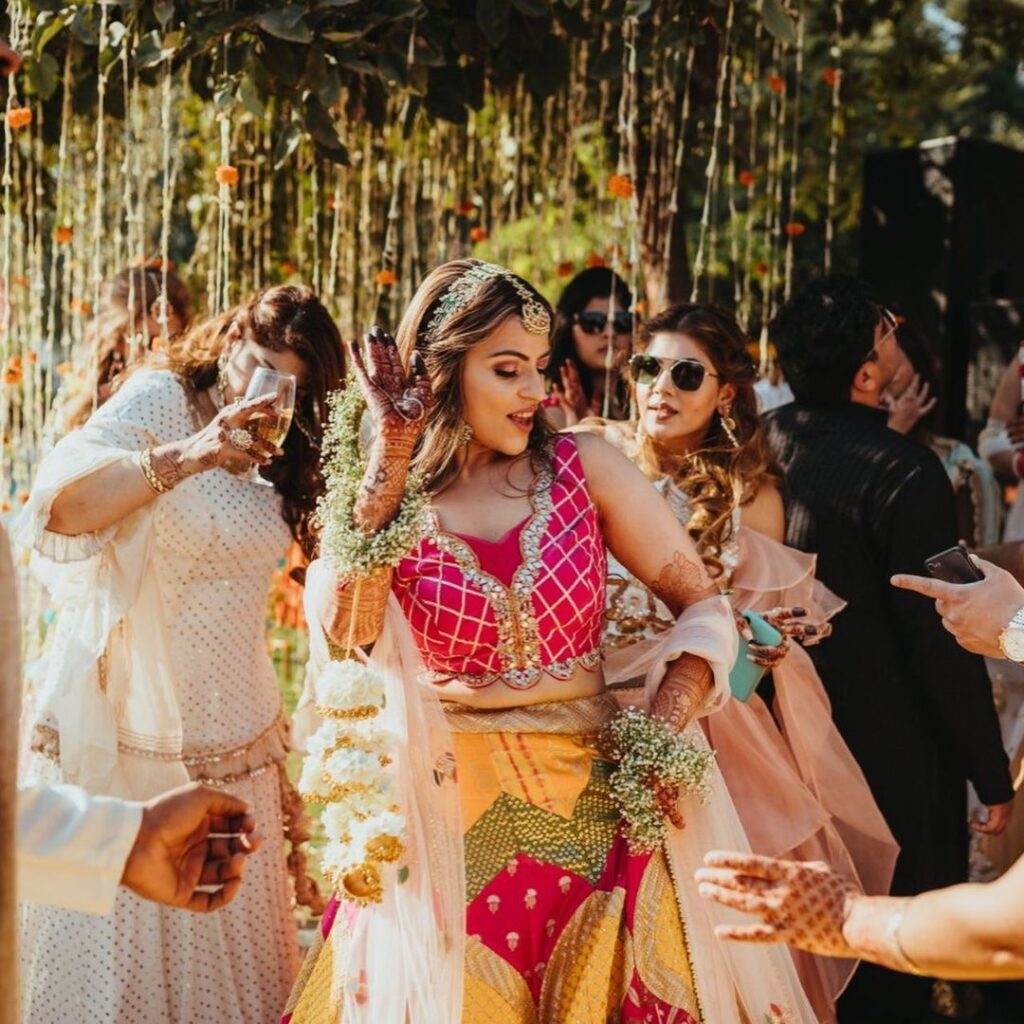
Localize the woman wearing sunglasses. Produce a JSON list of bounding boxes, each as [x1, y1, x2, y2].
[[545, 267, 635, 426], [576, 303, 898, 1023]]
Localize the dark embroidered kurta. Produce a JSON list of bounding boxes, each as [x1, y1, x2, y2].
[[764, 401, 1012, 1021]]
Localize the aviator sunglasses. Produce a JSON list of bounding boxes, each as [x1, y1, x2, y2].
[[629, 353, 720, 392], [574, 310, 634, 336]]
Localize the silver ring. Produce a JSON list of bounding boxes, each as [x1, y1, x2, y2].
[[228, 428, 254, 451], [398, 396, 425, 422]]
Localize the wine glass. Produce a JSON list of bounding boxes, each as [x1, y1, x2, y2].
[[241, 367, 296, 483]]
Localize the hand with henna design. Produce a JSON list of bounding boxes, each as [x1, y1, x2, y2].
[[349, 326, 433, 445], [151, 393, 282, 487], [349, 327, 433, 534]]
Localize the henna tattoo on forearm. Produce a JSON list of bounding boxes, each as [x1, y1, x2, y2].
[[649, 549, 718, 617], [652, 653, 713, 731], [353, 437, 415, 533], [149, 442, 192, 490]]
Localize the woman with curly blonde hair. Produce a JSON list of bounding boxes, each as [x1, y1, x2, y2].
[[578, 303, 899, 1023]]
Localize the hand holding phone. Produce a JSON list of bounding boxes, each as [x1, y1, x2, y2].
[[924, 545, 985, 585]]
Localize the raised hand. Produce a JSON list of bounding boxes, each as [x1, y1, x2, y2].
[[552, 361, 591, 426], [884, 373, 938, 435], [348, 326, 432, 444]]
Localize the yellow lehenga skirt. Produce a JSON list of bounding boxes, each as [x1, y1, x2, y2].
[[282, 695, 702, 1024]]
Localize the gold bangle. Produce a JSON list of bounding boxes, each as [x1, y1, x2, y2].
[[888, 900, 927, 976], [137, 448, 170, 494]]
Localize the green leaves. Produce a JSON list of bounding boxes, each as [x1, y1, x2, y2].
[[476, 0, 511, 47], [135, 31, 177, 70], [258, 8, 314, 45], [26, 53, 60, 100], [761, 0, 797, 46]]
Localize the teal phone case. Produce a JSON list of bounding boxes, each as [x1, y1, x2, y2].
[[728, 610, 784, 702]]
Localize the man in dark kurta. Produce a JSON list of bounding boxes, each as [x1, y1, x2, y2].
[[763, 276, 1013, 1023]]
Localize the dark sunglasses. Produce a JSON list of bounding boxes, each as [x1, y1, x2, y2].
[[629, 353, 719, 391], [574, 310, 634, 335]]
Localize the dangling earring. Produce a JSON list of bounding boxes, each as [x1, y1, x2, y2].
[[216, 349, 230, 408], [720, 406, 740, 448], [458, 423, 474, 447]]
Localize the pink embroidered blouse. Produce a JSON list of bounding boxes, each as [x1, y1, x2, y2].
[[393, 435, 606, 689]]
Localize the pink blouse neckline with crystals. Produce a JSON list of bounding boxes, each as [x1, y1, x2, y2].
[[392, 435, 606, 690]]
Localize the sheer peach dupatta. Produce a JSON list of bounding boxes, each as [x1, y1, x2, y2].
[[604, 595, 821, 1024], [298, 588, 465, 1024], [702, 527, 899, 1019]]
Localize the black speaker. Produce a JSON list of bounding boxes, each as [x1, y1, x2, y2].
[[859, 137, 1024, 440]]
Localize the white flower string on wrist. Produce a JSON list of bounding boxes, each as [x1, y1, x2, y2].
[[315, 382, 427, 577], [298, 659, 406, 906], [600, 706, 716, 853]]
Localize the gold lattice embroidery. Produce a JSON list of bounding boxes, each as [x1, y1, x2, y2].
[[631, 851, 700, 1016], [538, 888, 626, 1024], [462, 758, 618, 902], [462, 936, 537, 1024]]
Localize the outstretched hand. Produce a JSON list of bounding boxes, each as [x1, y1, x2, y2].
[[122, 783, 261, 913], [348, 326, 433, 444], [696, 850, 862, 957]]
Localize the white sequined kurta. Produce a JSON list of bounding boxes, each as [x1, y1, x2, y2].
[[18, 369, 300, 1023]]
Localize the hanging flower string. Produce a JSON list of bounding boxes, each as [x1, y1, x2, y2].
[[300, 382, 428, 904]]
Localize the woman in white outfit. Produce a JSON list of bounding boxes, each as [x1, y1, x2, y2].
[[16, 286, 344, 1023]]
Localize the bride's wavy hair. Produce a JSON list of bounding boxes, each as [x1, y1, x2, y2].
[[395, 259, 554, 494], [152, 286, 345, 558], [635, 303, 776, 577]]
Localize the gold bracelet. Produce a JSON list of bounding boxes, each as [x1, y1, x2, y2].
[[137, 447, 170, 495], [887, 900, 927, 976]]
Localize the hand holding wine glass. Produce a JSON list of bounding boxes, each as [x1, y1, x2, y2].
[[235, 367, 297, 480]]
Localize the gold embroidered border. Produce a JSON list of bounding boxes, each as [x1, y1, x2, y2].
[[443, 693, 617, 735]]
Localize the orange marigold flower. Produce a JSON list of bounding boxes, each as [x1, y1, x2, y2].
[[56, 361, 73, 375], [456, 199, 475, 216], [6, 107, 32, 129], [147, 257, 175, 271], [784, 221, 806, 237], [70, 298, 93, 316], [2, 369, 22, 386], [469, 225, 489, 243], [607, 174, 635, 200], [556, 261, 575, 278], [215, 164, 239, 187], [11, 275, 28, 288], [634, 300, 648, 315], [738, 170, 755, 187], [280, 260, 297, 277], [26, 350, 38, 364], [822, 68, 841, 88], [754, 261, 769, 277], [53, 225, 73, 245], [375, 268, 397, 287], [769, 75, 785, 93], [17, 490, 28, 504], [7, 355, 22, 372], [585, 253, 607, 269], [0, 501, 10, 514]]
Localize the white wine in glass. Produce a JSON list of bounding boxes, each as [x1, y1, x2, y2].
[[242, 367, 297, 481]]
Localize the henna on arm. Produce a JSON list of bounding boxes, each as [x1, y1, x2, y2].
[[149, 441, 194, 490], [353, 436, 416, 534], [648, 549, 718, 617]]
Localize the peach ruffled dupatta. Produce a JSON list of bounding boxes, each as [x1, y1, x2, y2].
[[703, 527, 899, 1019]]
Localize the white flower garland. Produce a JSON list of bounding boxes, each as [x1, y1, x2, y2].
[[299, 658, 406, 905]]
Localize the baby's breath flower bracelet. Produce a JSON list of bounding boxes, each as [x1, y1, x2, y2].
[[600, 706, 716, 853]]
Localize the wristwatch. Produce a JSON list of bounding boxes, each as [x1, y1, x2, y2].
[[998, 606, 1024, 662]]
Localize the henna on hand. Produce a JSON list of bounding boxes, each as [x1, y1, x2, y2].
[[348, 327, 433, 534], [149, 442, 193, 489], [696, 852, 865, 958], [652, 653, 713, 731], [649, 549, 718, 617]]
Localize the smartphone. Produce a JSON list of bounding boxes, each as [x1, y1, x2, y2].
[[729, 610, 784, 703], [924, 545, 984, 585]]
